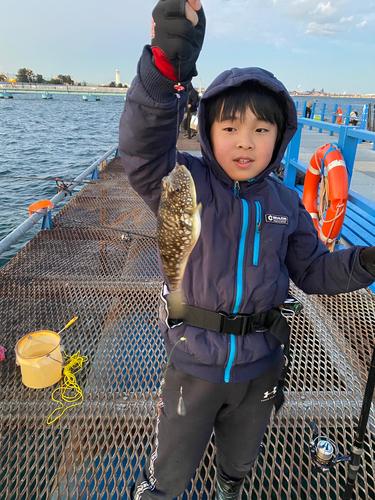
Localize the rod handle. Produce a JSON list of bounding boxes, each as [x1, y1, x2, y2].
[[65, 317, 78, 329]]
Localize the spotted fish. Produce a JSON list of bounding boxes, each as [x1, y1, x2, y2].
[[157, 163, 201, 317]]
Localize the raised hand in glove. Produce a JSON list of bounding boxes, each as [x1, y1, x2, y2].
[[360, 246, 375, 277], [151, 0, 206, 82]]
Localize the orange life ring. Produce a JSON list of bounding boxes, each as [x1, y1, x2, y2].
[[335, 107, 343, 125], [302, 143, 348, 250]]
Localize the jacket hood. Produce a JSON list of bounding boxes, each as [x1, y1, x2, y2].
[[198, 67, 297, 187]]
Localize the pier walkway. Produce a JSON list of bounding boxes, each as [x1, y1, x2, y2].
[[1, 141, 375, 499]]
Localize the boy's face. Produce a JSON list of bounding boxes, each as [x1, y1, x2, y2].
[[210, 107, 278, 182]]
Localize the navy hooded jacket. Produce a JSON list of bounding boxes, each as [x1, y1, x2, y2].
[[119, 46, 374, 384]]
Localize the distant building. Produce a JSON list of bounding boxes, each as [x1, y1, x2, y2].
[[116, 70, 120, 85]]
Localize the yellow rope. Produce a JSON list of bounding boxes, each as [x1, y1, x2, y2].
[[47, 351, 88, 425]]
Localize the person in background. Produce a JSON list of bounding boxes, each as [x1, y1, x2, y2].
[[184, 81, 200, 138], [305, 99, 317, 118], [335, 106, 343, 124], [119, 1, 375, 498], [349, 110, 359, 126]]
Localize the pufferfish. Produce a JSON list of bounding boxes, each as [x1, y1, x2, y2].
[[157, 163, 202, 317]]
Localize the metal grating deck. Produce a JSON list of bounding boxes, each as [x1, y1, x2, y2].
[[1, 156, 375, 499]]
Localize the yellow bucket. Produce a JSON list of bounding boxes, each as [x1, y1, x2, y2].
[[15, 331, 63, 389]]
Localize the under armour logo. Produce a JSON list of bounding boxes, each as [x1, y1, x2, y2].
[[262, 386, 277, 402]]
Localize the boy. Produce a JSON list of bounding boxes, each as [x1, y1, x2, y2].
[[119, 1, 375, 498]]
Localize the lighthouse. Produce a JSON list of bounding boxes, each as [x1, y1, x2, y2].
[[115, 70, 120, 85]]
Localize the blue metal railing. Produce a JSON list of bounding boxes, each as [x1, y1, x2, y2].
[[283, 118, 375, 208], [294, 100, 370, 145], [283, 118, 375, 291]]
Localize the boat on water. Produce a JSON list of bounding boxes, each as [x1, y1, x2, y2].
[[83, 92, 100, 101], [0, 90, 13, 99], [0, 113, 375, 499]]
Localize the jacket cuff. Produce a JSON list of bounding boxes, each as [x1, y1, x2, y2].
[[359, 247, 375, 277], [353, 247, 375, 284], [139, 45, 189, 103]]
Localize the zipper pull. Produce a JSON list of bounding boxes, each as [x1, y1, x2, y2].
[[234, 181, 240, 198], [257, 221, 262, 232]]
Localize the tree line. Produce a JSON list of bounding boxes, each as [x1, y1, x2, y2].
[[108, 82, 128, 88], [14, 68, 74, 85]]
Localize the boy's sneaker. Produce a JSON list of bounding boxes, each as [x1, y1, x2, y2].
[[216, 473, 244, 500]]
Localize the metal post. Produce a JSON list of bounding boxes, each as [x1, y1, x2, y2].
[[345, 105, 352, 126], [283, 122, 303, 188], [293, 100, 298, 118], [41, 212, 53, 230], [330, 104, 338, 137], [319, 103, 326, 133], [309, 101, 317, 130], [333, 125, 357, 242], [358, 104, 368, 145], [337, 125, 358, 187], [302, 101, 307, 124]]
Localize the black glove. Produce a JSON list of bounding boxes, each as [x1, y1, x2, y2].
[[359, 246, 375, 277], [151, 0, 206, 82]]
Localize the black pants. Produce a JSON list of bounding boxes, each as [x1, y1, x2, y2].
[[305, 107, 312, 118], [132, 351, 284, 499]]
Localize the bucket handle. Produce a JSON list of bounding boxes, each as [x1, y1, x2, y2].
[[46, 352, 63, 364]]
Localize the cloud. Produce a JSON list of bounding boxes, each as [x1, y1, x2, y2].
[[339, 16, 354, 23], [204, 0, 374, 43], [310, 2, 336, 16], [356, 20, 366, 27], [279, 0, 375, 25], [305, 21, 340, 35]]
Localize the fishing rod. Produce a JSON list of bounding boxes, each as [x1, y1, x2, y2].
[[0, 175, 91, 184], [342, 346, 375, 499], [95, 224, 157, 240], [309, 345, 375, 499], [1, 205, 157, 239]]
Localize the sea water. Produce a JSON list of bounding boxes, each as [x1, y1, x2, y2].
[[0, 94, 374, 270], [292, 96, 374, 121], [0, 93, 125, 269]]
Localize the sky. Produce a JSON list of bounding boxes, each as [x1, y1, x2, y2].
[[1, 0, 375, 94]]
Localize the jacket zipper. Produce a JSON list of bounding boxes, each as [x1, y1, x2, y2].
[[224, 196, 249, 383], [234, 181, 240, 198], [253, 201, 262, 265]]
